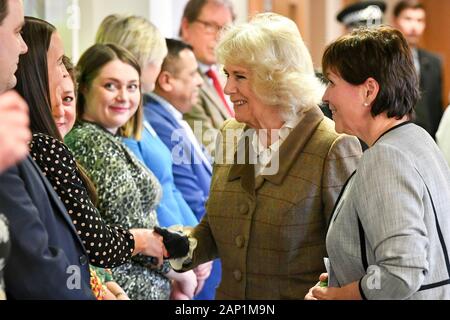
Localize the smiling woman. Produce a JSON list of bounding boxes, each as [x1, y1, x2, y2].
[[164, 12, 363, 300], [80, 59, 141, 135], [65, 43, 176, 300]]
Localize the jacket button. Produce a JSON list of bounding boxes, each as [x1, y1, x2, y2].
[[235, 236, 245, 248], [233, 270, 242, 281], [79, 255, 88, 265], [239, 203, 249, 215]]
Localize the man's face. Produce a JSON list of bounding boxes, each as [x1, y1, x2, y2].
[[166, 49, 203, 113], [0, 0, 28, 93], [181, 2, 233, 66], [394, 8, 426, 47]]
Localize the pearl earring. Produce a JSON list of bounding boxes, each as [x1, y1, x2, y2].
[[364, 102, 369, 107]]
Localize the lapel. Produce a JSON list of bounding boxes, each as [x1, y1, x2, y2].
[[144, 94, 181, 130], [200, 71, 229, 120], [26, 156, 84, 247], [228, 106, 324, 195], [146, 94, 213, 174]]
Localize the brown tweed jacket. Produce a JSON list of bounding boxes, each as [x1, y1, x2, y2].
[[183, 106, 362, 299]]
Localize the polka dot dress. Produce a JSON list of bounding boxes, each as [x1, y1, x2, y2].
[[30, 133, 134, 268], [65, 122, 170, 300]]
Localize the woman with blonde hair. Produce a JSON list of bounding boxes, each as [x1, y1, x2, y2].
[[161, 12, 362, 299]]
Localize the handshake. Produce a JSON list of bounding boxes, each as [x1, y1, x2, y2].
[[153, 226, 190, 259]]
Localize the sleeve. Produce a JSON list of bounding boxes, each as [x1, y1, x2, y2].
[[321, 134, 362, 223], [0, 164, 94, 299], [175, 213, 218, 272], [156, 123, 208, 220], [356, 145, 429, 300], [65, 129, 134, 224], [66, 128, 164, 272], [30, 136, 135, 268], [183, 99, 221, 156]]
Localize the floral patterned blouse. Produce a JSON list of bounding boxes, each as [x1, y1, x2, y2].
[[30, 133, 134, 268], [65, 121, 171, 300], [0, 214, 9, 300]]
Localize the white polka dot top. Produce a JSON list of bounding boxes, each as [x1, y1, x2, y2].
[[30, 133, 135, 268]]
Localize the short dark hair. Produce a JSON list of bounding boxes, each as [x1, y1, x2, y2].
[[0, 0, 8, 25], [322, 25, 419, 119], [393, 0, 425, 18], [161, 38, 193, 75], [76, 43, 143, 139]]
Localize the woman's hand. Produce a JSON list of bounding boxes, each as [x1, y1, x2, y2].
[[305, 273, 362, 300], [305, 273, 328, 300], [193, 261, 213, 295], [167, 269, 198, 300], [154, 226, 190, 259], [105, 281, 130, 300], [129, 229, 165, 267]]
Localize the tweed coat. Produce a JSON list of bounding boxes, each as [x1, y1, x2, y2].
[[181, 106, 362, 299], [183, 70, 231, 156]]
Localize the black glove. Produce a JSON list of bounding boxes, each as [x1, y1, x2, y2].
[[154, 226, 190, 259]]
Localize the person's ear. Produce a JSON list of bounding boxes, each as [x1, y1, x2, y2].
[[157, 71, 173, 92], [180, 18, 191, 40], [363, 77, 379, 106]]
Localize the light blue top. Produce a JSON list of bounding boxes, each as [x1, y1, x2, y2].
[[123, 121, 198, 228]]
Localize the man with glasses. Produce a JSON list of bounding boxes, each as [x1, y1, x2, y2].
[[180, 0, 235, 156], [0, 0, 93, 299]]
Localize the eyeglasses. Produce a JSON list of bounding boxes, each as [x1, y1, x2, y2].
[[194, 19, 228, 34]]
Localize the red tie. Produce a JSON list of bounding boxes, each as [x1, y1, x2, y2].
[[206, 68, 234, 117]]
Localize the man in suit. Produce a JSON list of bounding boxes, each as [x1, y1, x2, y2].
[[180, 0, 235, 156], [0, 0, 93, 299], [147, 38, 221, 300], [393, 0, 444, 138]]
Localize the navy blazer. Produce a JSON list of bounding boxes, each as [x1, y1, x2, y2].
[[144, 94, 212, 221], [0, 156, 93, 299], [415, 48, 444, 138]]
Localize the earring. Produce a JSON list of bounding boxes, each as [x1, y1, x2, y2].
[[363, 102, 369, 107]]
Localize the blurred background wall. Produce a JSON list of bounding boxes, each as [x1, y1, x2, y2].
[[24, 0, 450, 106]]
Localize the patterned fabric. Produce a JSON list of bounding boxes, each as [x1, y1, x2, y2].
[[65, 121, 171, 300], [181, 108, 362, 299], [30, 133, 134, 268], [90, 266, 107, 300], [0, 214, 10, 300]]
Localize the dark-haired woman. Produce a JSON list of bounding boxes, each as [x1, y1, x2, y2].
[[306, 26, 450, 300], [65, 43, 197, 300]]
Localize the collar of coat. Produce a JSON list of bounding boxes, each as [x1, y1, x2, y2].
[[226, 106, 324, 193]]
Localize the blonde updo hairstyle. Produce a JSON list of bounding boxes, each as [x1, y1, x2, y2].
[[216, 13, 324, 120]]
